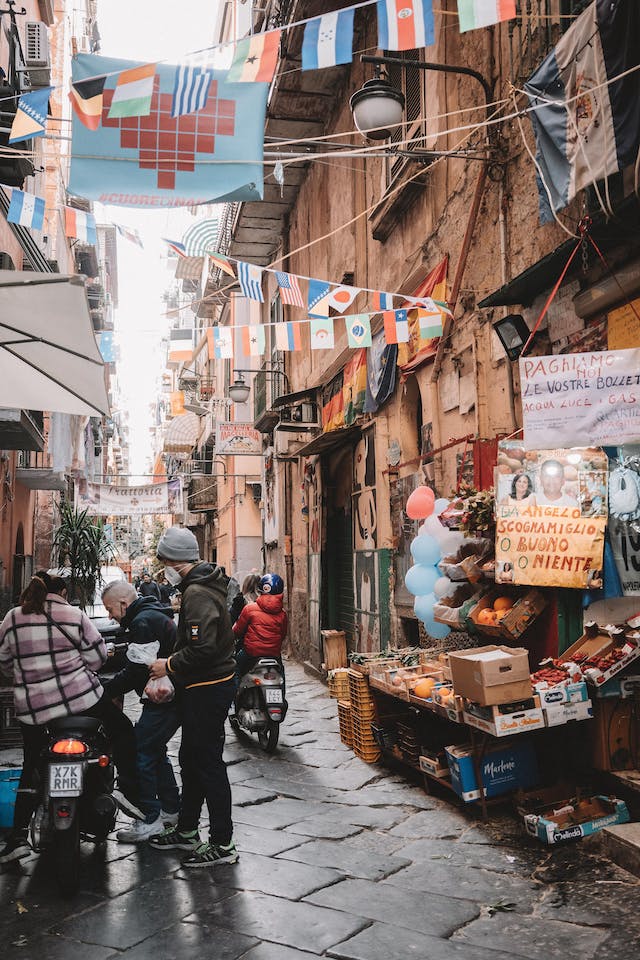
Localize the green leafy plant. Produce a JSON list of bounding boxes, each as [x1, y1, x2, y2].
[[456, 484, 496, 539], [52, 502, 117, 609]]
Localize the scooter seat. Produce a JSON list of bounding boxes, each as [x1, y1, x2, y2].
[[48, 716, 103, 735]]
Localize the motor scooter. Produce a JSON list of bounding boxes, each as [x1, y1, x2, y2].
[[229, 657, 286, 753]]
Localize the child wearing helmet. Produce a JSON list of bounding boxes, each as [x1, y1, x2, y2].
[[232, 573, 288, 678]]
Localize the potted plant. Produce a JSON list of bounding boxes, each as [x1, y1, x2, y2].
[[52, 502, 116, 609]]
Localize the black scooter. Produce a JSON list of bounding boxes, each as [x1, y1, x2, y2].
[[229, 658, 286, 753]]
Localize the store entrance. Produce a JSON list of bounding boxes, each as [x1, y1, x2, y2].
[[322, 445, 355, 650]]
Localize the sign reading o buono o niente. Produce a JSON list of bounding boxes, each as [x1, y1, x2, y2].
[[520, 348, 640, 450]]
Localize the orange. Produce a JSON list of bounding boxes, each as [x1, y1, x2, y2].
[[477, 608, 496, 625], [494, 597, 514, 612], [413, 677, 436, 699]]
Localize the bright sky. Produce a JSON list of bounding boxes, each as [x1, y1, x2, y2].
[[97, 0, 223, 478]]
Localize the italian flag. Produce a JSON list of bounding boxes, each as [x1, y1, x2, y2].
[[107, 63, 156, 119], [227, 31, 281, 83], [457, 0, 516, 33]]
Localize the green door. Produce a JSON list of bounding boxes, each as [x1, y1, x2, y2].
[[324, 508, 355, 644]]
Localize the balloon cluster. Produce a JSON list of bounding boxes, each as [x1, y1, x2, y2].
[[404, 488, 465, 640]]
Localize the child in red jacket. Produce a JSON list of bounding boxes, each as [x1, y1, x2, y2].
[[233, 573, 287, 678]]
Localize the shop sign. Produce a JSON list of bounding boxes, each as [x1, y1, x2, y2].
[[519, 348, 640, 450], [216, 421, 262, 455], [75, 479, 183, 517], [494, 442, 607, 589]]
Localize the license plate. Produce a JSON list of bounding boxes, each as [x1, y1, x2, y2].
[[49, 763, 83, 797], [265, 688, 283, 704]]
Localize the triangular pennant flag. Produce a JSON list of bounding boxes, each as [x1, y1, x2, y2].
[[346, 314, 372, 348], [207, 327, 233, 360], [383, 309, 410, 344], [107, 63, 156, 119], [6, 188, 45, 230], [241, 324, 266, 356], [327, 284, 360, 313], [310, 317, 335, 350], [227, 30, 281, 83], [9, 87, 53, 143], [164, 238, 186, 258], [69, 75, 107, 130], [209, 253, 236, 278], [275, 321, 302, 352], [308, 278, 331, 317], [237, 261, 264, 302]]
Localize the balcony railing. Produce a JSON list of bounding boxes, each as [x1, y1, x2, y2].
[[508, 1, 591, 81], [0, 410, 45, 450], [254, 364, 287, 431]]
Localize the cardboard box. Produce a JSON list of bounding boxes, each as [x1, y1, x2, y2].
[[524, 796, 630, 844], [463, 696, 545, 737], [419, 753, 450, 779], [543, 699, 593, 727], [445, 740, 539, 803], [535, 680, 589, 706], [561, 632, 640, 686], [449, 645, 532, 706]]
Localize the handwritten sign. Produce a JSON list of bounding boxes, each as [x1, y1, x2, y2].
[[520, 348, 640, 449], [75, 479, 183, 517], [216, 422, 262, 455], [608, 299, 640, 351]]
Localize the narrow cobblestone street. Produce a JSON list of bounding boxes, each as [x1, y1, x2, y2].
[[2, 662, 640, 960]]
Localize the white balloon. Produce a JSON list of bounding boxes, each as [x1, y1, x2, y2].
[[434, 498, 450, 516], [434, 576, 454, 599], [419, 514, 448, 542], [438, 530, 466, 555]]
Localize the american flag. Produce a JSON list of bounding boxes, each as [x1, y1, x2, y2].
[[275, 271, 305, 308]]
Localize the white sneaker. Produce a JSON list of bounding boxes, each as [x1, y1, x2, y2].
[[160, 809, 179, 826], [116, 816, 165, 844]]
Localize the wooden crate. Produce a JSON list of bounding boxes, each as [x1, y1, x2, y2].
[[322, 630, 348, 670]]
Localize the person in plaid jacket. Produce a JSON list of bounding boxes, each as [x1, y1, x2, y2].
[[0, 573, 144, 864]]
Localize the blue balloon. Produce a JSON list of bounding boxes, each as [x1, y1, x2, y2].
[[423, 619, 451, 640], [410, 535, 441, 567], [405, 564, 438, 597], [414, 593, 436, 621], [434, 498, 450, 516]]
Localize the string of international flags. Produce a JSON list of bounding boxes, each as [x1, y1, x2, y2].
[[6, 1, 516, 143]]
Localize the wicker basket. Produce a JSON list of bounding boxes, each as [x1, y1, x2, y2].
[[328, 669, 351, 700], [337, 700, 353, 747]]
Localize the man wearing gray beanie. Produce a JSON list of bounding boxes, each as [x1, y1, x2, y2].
[[148, 527, 237, 868]]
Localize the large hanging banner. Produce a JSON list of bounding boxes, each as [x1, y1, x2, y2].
[[75, 479, 183, 517], [69, 54, 267, 207], [495, 442, 607, 588], [520, 348, 640, 450]]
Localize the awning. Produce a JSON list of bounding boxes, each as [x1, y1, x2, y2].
[[0, 271, 109, 416], [294, 426, 360, 458], [163, 412, 201, 458]]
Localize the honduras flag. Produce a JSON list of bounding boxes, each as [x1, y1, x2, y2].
[[525, 0, 640, 223], [6, 188, 45, 230], [302, 9, 354, 71]]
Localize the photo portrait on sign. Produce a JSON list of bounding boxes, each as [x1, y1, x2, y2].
[[495, 442, 607, 588]]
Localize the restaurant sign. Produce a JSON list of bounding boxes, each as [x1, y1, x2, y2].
[[216, 421, 262, 455]]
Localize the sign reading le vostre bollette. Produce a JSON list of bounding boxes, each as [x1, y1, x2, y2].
[[520, 348, 640, 450]]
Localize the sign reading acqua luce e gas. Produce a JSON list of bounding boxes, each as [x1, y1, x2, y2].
[[520, 348, 640, 450], [216, 421, 262, 455]]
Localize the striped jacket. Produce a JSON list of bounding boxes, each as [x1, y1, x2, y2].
[[0, 595, 107, 725]]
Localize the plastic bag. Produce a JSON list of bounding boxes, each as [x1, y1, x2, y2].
[[144, 675, 175, 704]]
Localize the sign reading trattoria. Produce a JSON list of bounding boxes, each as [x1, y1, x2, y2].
[[494, 442, 607, 589], [520, 348, 640, 450]]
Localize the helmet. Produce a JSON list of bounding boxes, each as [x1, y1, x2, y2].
[[259, 573, 284, 595]]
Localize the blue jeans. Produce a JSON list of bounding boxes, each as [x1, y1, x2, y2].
[[135, 701, 180, 824], [178, 679, 235, 845]]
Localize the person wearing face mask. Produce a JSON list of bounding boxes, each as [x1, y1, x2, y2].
[[148, 527, 237, 868]]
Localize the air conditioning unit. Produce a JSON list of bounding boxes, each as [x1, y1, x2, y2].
[[277, 400, 321, 432], [24, 22, 51, 87]]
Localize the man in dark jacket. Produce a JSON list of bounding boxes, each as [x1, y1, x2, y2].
[[102, 582, 180, 843], [148, 527, 237, 868], [139, 572, 161, 601]]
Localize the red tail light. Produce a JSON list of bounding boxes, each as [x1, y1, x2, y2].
[[98, 754, 109, 768], [52, 738, 87, 755]]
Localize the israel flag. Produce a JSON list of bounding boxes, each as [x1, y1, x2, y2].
[[302, 9, 354, 71], [7, 188, 45, 230], [237, 260, 264, 302]]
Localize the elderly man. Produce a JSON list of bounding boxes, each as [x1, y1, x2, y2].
[[148, 527, 237, 868], [102, 581, 180, 843]]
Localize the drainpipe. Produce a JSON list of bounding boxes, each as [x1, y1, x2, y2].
[[498, 178, 518, 431]]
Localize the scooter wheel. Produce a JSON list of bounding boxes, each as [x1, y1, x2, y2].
[[258, 720, 279, 753], [53, 816, 80, 897]]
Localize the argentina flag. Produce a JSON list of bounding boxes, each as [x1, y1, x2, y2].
[[302, 9, 354, 71]]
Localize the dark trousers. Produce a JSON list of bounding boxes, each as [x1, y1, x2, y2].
[[177, 679, 234, 845], [135, 701, 180, 823], [12, 693, 139, 835]]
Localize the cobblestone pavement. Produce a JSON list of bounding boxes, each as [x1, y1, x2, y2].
[[1, 662, 640, 959]]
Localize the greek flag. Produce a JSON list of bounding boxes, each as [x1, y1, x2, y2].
[[171, 65, 213, 118], [237, 260, 264, 302]]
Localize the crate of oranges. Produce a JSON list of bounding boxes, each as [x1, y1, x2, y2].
[[468, 589, 547, 641]]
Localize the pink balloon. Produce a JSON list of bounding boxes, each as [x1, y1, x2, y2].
[[406, 486, 436, 520]]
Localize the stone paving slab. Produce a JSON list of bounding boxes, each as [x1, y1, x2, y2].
[[451, 913, 609, 960], [182, 890, 370, 954], [232, 798, 330, 829], [278, 838, 411, 880], [175, 850, 344, 900], [5, 934, 114, 960], [283, 814, 364, 840], [388, 806, 475, 839], [239, 943, 318, 960], [107, 919, 257, 960], [306, 877, 480, 937], [326, 920, 524, 960], [384, 861, 541, 911], [234, 823, 313, 857], [231, 783, 280, 806], [392, 838, 544, 876]]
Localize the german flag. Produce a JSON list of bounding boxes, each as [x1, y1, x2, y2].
[[69, 75, 107, 130]]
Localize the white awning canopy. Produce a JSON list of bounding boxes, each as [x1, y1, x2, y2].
[[0, 271, 109, 416], [163, 412, 201, 458]]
